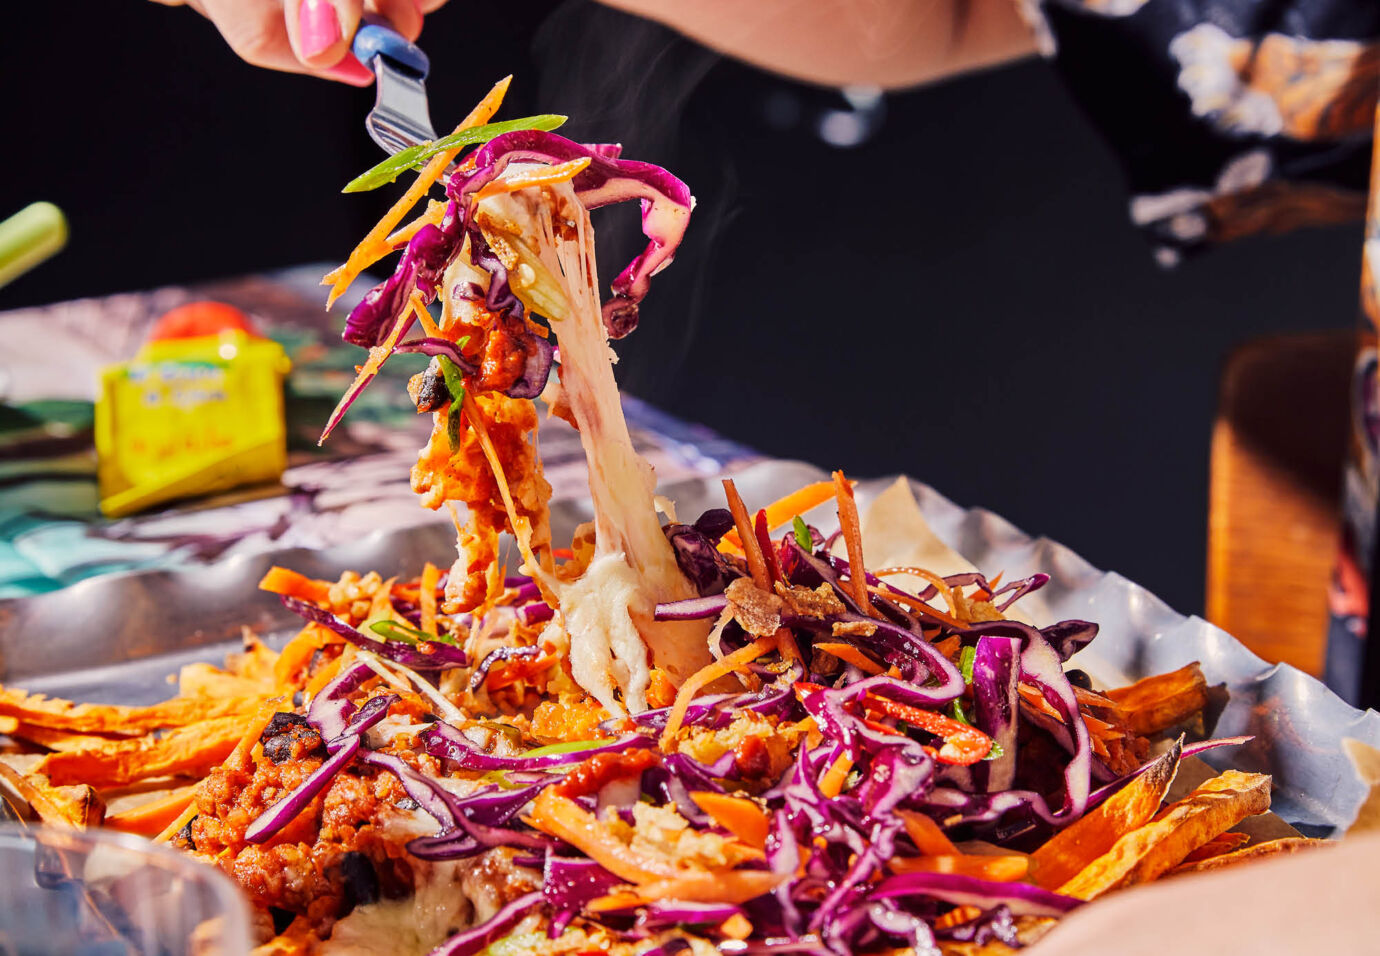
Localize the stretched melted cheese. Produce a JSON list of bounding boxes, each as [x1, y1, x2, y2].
[[475, 186, 710, 713]]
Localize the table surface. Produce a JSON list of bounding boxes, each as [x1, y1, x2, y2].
[[0, 267, 762, 599]]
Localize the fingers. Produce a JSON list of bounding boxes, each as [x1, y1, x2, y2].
[[368, 0, 423, 41], [171, 0, 434, 86], [195, 0, 306, 74]]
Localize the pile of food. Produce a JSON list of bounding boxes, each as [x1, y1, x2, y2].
[[0, 79, 1324, 955]]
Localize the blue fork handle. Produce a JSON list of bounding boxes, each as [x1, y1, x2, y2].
[[351, 23, 429, 79]]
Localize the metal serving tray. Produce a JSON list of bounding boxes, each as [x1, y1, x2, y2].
[[2, 460, 1377, 836]]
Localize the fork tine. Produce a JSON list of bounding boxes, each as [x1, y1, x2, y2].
[[351, 24, 437, 154], [365, 60, 438, 154]]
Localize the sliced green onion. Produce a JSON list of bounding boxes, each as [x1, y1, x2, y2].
[[959, 645, 976, 685], [369, 619, 461, 647], [792, 515, 812, 551], [370, 619, 422, 645], [343, 114, 568, 193], [478, 737, 610, 787], [437, 353, 468, 452], [518, 739, 609, 759], [984, 741, 1006, 761]]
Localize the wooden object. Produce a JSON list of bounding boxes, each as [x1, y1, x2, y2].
[[1206, 331, 1354, 675]]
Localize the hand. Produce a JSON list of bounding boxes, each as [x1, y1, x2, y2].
[[152, 0, 449, 85]]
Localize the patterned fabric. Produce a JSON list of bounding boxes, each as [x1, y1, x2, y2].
[[1027, 0, 1379, 264], [1029, 0, 1380, 702]]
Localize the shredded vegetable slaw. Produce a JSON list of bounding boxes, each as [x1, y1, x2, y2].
[[0, 80, 1327, 956]]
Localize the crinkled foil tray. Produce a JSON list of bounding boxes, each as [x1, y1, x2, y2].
[[2, 460, 1377, 837]]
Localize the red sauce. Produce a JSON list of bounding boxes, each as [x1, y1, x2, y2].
[[551, 749, 661, 800]]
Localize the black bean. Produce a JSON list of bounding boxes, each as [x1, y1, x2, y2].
[[1065, 669, 1094, 690], [336, 852, 380, 915], [176, 815, 198, 851], [269, 907, 296, 935]]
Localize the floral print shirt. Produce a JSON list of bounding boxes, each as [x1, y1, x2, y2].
[[1026, 0, 1380, 702]]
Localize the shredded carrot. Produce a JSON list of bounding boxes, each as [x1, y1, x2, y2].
[[258, 566, 331, 604], [891, 854, 1030, 882], [833, 470, 873, 614], [874, 566, 960, 618], [722, 479, 769, 589], [720, 480, 837, 555], [529, 789, 676, 883], [588, 869, 784, 910], [223, 701, 281, 773], [273, 625, 335, 691], [1018, 683, 1121, 740], [154, 801, 200, 844], [819, 751, 854, 798], [410, 291, 444, 339], [366, 576, 398, 624], [322, 76, 511, 306], [419, 562, 440, 636], [473, 156, 591, 202], [319, 297, 418, 443], [660, 635, 779, 750], [897, 809, 960, 856], [930, 635, 963, 660], [385, 199, 447, 250], [866, 583, 966, 630], [105, 785, 198, 837], [304, 645, 352, 702], [775, 627, 803, 665], [813, 642, 886, 675], [790, 716, 823, 750], [690, 792, 770, 850], [487, 655, 558, 691], [754, 510, 784, 584]]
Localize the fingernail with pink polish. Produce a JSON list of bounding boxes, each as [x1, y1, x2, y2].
[[299, 0, 342, 60]]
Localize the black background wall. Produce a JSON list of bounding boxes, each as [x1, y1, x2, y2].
[[0, 1, 1364, 615]]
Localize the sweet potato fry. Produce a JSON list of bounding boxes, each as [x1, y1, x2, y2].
[[0, 760, 103, 828], [1170, 836, 1326, 875], [1029, 740, 1181, 889], [104, 783, 199, 837], [891, 854, 1030, 881], [1058, 769, 1271, 900], [227, 633, 278, 683], [1105, 663, 1208, 735], [36, 716, 246, 787], [177, 662, 272, 699], [0, 686, 265, 735], [6, 723, 125, 753], [1178, 830, 1250, 864]]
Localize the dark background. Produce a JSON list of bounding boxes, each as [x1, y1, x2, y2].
[[0, 1, 1363, 616]]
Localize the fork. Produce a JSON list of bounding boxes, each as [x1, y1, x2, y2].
[[351, 23, 449, 170]]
